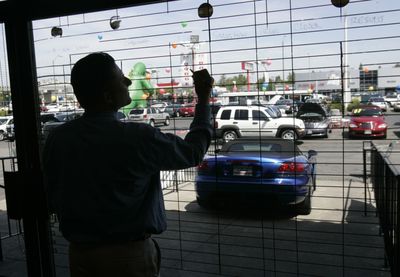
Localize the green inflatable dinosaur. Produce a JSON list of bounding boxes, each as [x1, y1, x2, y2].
[[122, 62, 154, 115]]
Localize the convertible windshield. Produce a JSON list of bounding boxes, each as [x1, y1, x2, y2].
[[352, 108, 382, 117], [228, 143, 283, 152]]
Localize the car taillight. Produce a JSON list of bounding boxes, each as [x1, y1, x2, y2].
[[197, 161, 209, 171], [143, 114, 147, 119], [277, 162, 305, 173], [213, 121, 218, 128]]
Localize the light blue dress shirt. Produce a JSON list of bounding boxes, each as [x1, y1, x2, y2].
[[43, 104, 212, 243]]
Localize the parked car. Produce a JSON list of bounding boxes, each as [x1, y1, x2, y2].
[[195, 138, 317, 215], [384, 92, 399, 107], [367, 97, 388, 112], [214, 105, 306, 142], [7, 112, 65, 141], [274, 99, 295, 114], [178, 103, 196, 117], [0, 116, 13, 140], [164, 104, 182, 118], [296, 103, 331, 138], [58, 103, 76, 112], [128, 107, 170, 127], [328, 109, 343, 128], [392, 100, 400, 112], [348, 106, 387, 139], [45, 103, 60, 112], [305, 98, 322, 104], [150, 102, 169, 112]]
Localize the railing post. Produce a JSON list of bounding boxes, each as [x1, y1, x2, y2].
[[363, 141, 369, 216], [394, 175, 400, 277], [0, 232, 3, 261]]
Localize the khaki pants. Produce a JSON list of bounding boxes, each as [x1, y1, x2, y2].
[[69, 238, 161, 277]]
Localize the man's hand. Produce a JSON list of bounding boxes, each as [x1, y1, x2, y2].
[[191, 69, 214, 104]]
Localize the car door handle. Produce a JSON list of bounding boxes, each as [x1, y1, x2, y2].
[[233, 121, 238, 124], [252, 122, 258, 125]]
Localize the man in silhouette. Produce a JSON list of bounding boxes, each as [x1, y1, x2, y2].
[[43, 52, 213, 277]]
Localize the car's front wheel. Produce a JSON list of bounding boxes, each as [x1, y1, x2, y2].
[[280, 129, 297, 140], [223, 130, 237, 142], [176, 111, 180, 117], [149, 120, 155, 127], [0, 131, 4, 141]]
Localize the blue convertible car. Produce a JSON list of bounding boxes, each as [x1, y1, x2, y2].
[[195, 138, 317, 215]]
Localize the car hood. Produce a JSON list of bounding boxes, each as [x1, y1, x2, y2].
[[296, 103, 327, 117], [351, 116, 385, 123]]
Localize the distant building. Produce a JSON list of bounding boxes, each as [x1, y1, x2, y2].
[[294, 65, 400, 94]]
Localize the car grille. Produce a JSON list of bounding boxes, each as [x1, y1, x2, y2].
[[361, 122, 372, 129]]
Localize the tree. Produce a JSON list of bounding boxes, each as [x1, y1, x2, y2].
[[267, 78, 275, 91], [286, 72, 295, 83], [218, 74, 227, 86]]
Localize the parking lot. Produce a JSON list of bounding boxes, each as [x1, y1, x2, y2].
[[0, 111, 398, 276]]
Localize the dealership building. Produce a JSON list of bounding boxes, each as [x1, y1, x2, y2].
[[293, 65, 400, 95]]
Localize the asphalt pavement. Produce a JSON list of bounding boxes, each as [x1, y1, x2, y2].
[[0, 112, 398, 276], [0, 177, 390, 277]]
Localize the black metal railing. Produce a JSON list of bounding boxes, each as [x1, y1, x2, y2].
[[370, 143, 399, 277], [0, 156, 22, 261]]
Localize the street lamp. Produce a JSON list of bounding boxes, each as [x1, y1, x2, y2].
[[332, 0, 351, 109], [52, 55, 63, 103], [281, 35, 287, 89]]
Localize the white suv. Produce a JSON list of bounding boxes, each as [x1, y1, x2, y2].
[[0, 116, 13, 141], [214, 105, 305, 141]]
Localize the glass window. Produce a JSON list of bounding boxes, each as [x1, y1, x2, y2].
[[220, 110, 231, 120], [252, 110, 268, 121], [234, 109, 248, 120]]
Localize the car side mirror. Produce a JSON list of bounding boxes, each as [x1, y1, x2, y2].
[[308, 149, 317, 157]]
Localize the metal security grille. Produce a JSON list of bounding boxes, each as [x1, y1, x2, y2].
[[0, 0, 397, 276]]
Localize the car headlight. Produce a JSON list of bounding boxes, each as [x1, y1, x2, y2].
[[378, 123, 387, 128], [349, 123, 358, 128]]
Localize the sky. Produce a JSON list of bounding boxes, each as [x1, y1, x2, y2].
[[1, 0, 400, 90]]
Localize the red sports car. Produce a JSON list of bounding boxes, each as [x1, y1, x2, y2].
[[348, 106, 387, 139]]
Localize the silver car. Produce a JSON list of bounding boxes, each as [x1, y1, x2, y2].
[[128, 107, 170, 127], [367, 97, 388, 112]]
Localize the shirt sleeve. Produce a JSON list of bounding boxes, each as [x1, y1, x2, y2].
[[135, 103, 213, 172]]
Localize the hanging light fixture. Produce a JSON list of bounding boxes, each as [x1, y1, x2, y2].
[[198, 3, 213, 18], [331, 0, 349, 8], [51, 27, 63, 37], [109, 15, 121, 30]]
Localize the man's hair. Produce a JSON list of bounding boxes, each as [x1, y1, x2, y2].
[[71, 52, 116, 108]]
